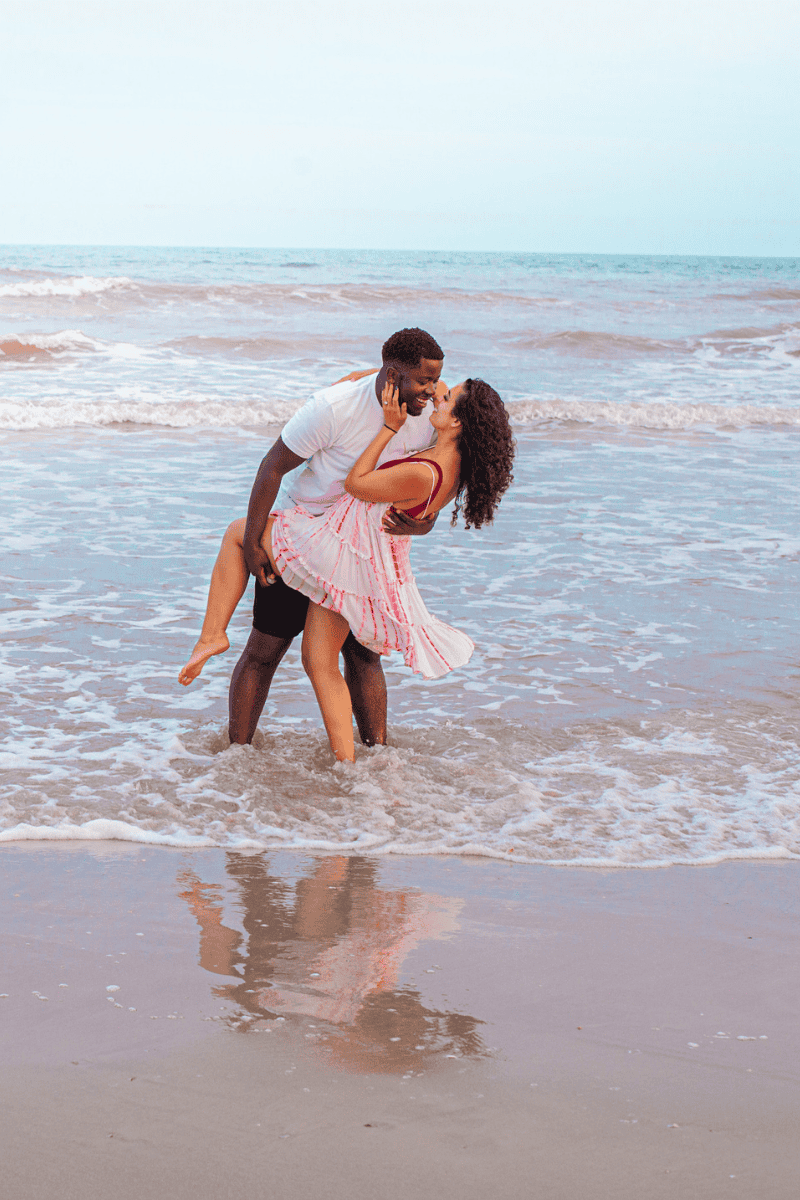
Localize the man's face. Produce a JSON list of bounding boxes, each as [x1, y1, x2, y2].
[[388, 357, 443, 417]]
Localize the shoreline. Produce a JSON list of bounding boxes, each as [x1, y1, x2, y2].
[[2, 817, 797, 870], [2, 844, 798, 1197]]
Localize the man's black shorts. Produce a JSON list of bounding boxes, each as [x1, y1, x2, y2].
[[252, 575, 309, 640]]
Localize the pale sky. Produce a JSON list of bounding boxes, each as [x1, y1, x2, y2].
[[1, 0, 798, 254]]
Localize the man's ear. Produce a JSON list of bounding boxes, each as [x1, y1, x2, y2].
[[386, 364, 400, 385]]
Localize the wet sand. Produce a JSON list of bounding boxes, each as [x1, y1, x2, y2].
[[1, 845, 798, 1199]]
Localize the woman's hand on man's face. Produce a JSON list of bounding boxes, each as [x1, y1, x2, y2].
[[381, 381, 407, 432]]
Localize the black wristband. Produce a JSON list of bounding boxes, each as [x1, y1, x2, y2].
[[384, 423, 399, 433]]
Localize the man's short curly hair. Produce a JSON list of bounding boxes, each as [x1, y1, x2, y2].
[[451, 379, 515, 530], [381, 328, 444, 367]]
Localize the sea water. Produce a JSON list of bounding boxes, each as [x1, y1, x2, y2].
[[1, 247, 798, 865]]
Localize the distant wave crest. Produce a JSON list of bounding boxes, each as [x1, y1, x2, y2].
[[0, 273, 567, 311], [164, 334, 300, 359], [514, 324, 800, 361], [2, 392, 799, 431], [0, 275, 133, 298], [0, 328, 104, 359], [517, 330, 675, 357], [748, 288, 800, 302], [0, 397, 295, 430], [506, 397, 800, 429]]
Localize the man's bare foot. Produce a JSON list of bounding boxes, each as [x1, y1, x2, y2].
[[179, 635, 230, 685]]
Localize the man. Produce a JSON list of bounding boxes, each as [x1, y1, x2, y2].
[[228, 327, 444, 745]]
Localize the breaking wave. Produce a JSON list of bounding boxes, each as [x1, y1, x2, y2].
[[513, 324, 800, 361], [0, 396, 294, 430], [505, 397, 800, 429], [0, 275, 133, 298], [0, 272, 567, 313], [164, 334, 305, 359], [2, 390, 799, 432], [517, 330, 676, 357], [0, 328, 104, 359], [748, 288, 800, 301]]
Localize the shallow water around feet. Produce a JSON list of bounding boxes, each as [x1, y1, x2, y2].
[[2, 424, 798, 865]]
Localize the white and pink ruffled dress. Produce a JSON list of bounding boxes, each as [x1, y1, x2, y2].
[[270, 455, 474, 679]]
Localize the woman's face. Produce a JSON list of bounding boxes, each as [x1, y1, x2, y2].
[[429, 382, 466, 429]]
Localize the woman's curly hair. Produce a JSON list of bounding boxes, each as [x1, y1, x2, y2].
[[451, 379, 515, 529]]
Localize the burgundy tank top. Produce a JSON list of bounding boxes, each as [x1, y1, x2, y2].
[[379, 456, 444, 519]]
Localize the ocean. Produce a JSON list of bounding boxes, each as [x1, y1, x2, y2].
[[1, 246, 798, 866]]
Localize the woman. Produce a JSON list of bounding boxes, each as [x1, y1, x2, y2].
[[179, 378, 514, 761]]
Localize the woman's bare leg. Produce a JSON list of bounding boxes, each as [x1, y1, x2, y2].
[[301, 604, 356, 762], [180, 517, 279, 685], [179, 518, 248, 685]]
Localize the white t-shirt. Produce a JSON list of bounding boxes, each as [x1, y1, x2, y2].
[[276, 375, 436, 515]]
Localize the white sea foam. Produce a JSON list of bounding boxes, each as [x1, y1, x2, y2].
[[0, 397, 293, 429], [1, 390, 799, 431], [1, 712, 797, 866], [505, 397, 800, 429], [0, 275, 133, 298], [0, 818, 215, 847], [0, 328, 105, 357]]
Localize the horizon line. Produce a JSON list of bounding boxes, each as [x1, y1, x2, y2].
[[1, 243, 798, 261]]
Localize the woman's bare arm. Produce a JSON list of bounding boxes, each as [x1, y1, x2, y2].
[[344, 382, 432, 508], [346, 458, 432, 506]]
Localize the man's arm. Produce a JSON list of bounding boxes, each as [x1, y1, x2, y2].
[[332, 367, 379, 385], [243, 436, 306, 586]]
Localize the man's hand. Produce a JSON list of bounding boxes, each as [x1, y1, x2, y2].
[[242, 437, 306, 586], [244, 541, 275, 589], [382, 509, 438, 537]]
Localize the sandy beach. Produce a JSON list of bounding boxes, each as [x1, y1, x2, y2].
[[2, 844, 798, 1198]]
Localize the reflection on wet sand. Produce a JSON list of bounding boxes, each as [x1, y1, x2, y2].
[[178, 854, 488, 1071]]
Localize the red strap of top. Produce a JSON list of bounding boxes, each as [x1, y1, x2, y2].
[[379, 456, 444, 519]]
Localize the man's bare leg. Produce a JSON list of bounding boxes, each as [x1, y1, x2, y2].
[[342, 634, 387, 746], [228, 628, 293, 744], [179, 519, 249, 685]]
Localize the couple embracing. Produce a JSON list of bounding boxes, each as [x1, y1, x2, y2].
[[179, 328, 514, 761]]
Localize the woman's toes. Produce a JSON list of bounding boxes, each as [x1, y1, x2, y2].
[[178, 636, 230, 685]]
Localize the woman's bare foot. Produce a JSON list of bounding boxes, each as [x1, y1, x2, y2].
[[179, 634, 230, 685]]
